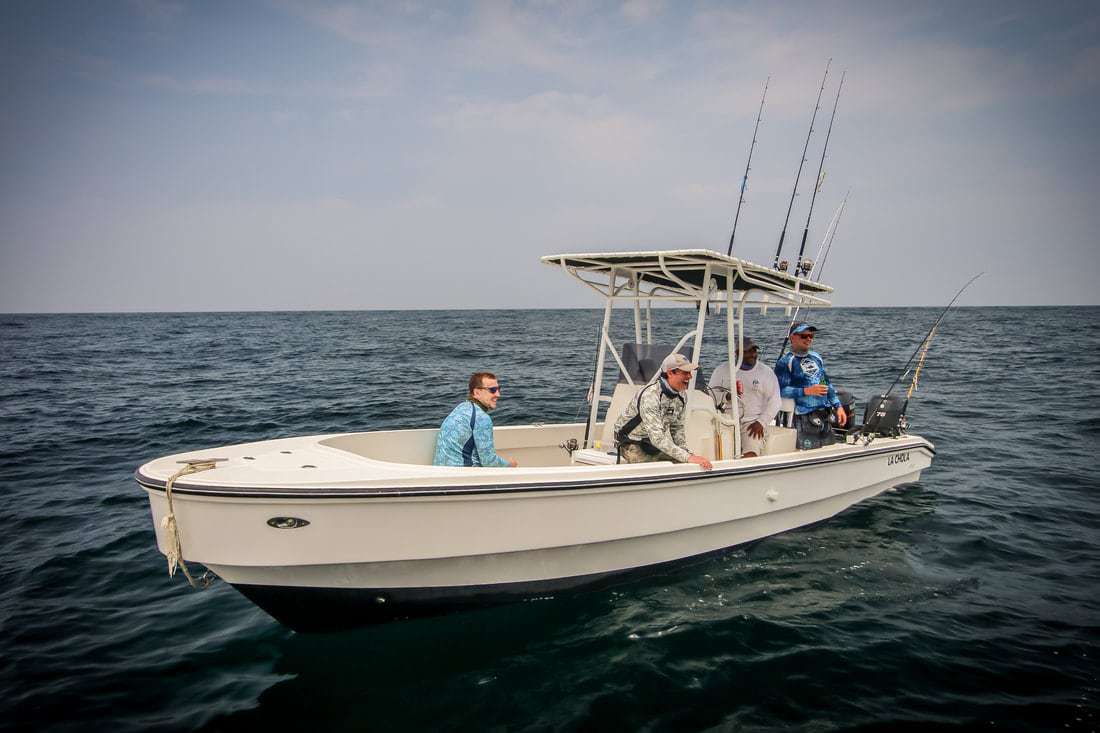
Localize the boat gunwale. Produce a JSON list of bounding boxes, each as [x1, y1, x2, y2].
[[135, 438, 934, 500]]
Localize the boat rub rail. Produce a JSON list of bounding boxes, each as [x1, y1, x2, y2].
[[135, 440, 934, 499]]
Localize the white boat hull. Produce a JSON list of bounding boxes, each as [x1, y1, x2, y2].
[[138, 430, 932, 631]]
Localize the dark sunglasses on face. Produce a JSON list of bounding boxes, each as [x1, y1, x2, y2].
[[480, 385, 501, 394], [793, 332, 814, 339]]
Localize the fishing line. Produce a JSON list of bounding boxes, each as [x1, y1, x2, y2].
[[858, 272, 983, 439]]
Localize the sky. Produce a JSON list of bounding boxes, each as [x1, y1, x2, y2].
[[1, 0, 1098, 311]]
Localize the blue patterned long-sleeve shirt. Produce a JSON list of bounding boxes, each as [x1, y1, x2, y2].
[[775, 351, 841, 415], [433, 400, 510, 467]]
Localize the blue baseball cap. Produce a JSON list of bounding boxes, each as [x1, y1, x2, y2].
[[789, 322, 818, 335]]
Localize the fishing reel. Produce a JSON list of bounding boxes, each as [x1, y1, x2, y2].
[[804, 408, 834, 433], [560, 438, 579, 455], [777, 260, 790, 272], [798, 258, 814, 277]]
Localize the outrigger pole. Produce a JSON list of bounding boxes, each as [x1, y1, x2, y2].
[[795, 70, 845, 276], [815, 189, 849, 277], [727, 76, 770, 257], [773, 59, 831, 271]]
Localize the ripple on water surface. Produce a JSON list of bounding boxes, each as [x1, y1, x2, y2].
[[1, 307, 1098, 732]]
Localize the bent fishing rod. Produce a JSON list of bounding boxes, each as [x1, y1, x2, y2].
[[795, 70, 845, 276], [858, 272, 984, 438], [727, 76, 770, 257], [773, 59, 831, 271]]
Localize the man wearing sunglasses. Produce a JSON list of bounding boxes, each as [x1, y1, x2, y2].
[[775, 322, 847, 450], [433, 371, 518, 468], [613, 353, 714, 470]]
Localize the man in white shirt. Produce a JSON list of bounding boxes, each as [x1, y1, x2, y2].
[[710, 337, 782, 458]]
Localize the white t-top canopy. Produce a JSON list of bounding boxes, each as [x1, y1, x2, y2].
[[541, 249, 832, 303]]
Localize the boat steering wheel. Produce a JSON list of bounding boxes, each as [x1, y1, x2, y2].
[[707, 385, 733, 412]]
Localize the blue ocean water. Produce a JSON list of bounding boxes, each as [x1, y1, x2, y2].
[[1, 307, 1097, 732]]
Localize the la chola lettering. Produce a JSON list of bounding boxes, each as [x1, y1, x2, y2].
[[887, 452, 911, 466]]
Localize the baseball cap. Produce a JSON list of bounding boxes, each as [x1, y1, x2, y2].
[[737, 337, 758, 352], [661, 353, 699, 373], [789, 322, 818, 335]]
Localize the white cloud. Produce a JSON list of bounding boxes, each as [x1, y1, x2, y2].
[[438, 90, 656, 162], [456, 0, 585, 77], [621, 0, 665, 23], [272, 0, 453, 47]]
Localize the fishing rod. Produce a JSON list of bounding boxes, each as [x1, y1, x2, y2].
[[727, 76, 770, 257], [795, 70, 845, 277], [815, 189, 849, 277], [772, 59, 831, 271], [775, 192, 849, 357], [858, 272, 984, 438]]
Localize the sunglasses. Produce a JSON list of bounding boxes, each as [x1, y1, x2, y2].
[[480, 385, 501, 394], [792, 332, 815, 339]]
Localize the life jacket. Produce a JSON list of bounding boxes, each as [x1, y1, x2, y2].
[[615, 378, 685, 458]]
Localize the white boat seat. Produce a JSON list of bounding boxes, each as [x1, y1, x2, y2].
[[600, 382, 724, 462], [684, 390, 721, 461], [778, 397, 796, 428], [599, 382, 645, 449], [761, 425, 797, 455]]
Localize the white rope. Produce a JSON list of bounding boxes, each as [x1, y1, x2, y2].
[[160, 458, 224, 589]]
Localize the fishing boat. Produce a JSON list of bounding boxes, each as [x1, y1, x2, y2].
[[136, 249, 934, 632]]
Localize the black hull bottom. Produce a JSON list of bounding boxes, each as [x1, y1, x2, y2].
[[231, 545, 740, 633]]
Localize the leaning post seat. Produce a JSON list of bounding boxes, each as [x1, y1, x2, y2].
[[599, 382, 644, 449], [684, 390, 724, 461], [573, 343, 721, 465], [619, 343, 701, 385], [572, 382, 643, 465], [778, 397, 796, 428]]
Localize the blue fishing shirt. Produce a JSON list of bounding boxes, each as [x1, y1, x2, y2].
[[775, 351, 841, 415], [433, 400, 510, 467]]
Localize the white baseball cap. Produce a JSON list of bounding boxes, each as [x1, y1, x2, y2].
[[661, 353, 699, 373]]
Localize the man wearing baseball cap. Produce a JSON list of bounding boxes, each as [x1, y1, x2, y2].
[[775, 322, 847, 449], [710, 337, 782, 457], [613, 353, 714, 470]]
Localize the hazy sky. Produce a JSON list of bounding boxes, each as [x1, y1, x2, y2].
[[2, 0, 1097, 311]]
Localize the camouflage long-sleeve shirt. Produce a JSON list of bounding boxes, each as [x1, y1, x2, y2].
[[613, 377, 691, 463]]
